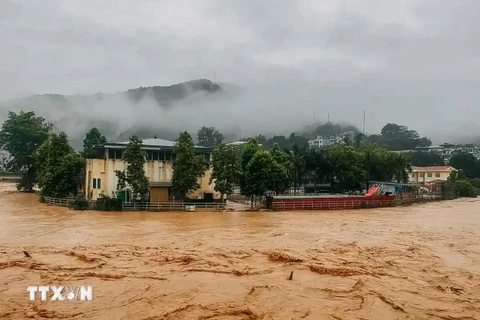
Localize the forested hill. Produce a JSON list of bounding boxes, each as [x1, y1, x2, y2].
[[3, 79, 223, 109]]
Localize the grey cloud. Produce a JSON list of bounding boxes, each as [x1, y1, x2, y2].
[[1, 0, 480, 143]]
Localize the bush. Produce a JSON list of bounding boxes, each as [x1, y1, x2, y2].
[[38, 195, 46, 203], [453, 180, 477, 198], [72, 196, 89, 210], [94, 195, 122, 211]]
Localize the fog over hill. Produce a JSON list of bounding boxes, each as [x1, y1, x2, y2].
[[2, 0, 480, 148]]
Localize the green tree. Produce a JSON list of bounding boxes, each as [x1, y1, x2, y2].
[[268, 144, 291, 195], [171, 131, 206, 197], [115, 135, 149, 201], [243, 150, 274, 206], [361, 144, 389, 189], [284, 145, 307, 195], [82, 127, 107, 158], [409, 151, 444, 167], [210, 143, 239, 201], [386, 152, 412, 183], [239, 138, 262, 195], [0, 111, 51, 191], [368, 123, 431, 151], [197, 126, 224, 147], [449, 153, 480, 178], [37, 132, 84, 197], [305, 148, 329, 192], [453, 180, 477, 197], [325, 145, 364, 193]]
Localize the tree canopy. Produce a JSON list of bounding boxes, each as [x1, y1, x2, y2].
[[82, 127, 107, 158], [367, 123, 431, 151], [0, 111, 51, 191], [197, 126, 224, 147], [115, 135, 149, 201], [210, 143, 239, 200], [37, 132, 84, 198], [449, 153, 480, 178], [171, 131, 206, 197]]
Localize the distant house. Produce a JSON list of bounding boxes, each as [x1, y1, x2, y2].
[[415, 143, 480, 163], [308, 131, 355, 149], [409, 166, 457, 184], [84, 137, 220, 202]]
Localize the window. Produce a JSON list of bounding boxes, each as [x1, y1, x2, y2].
[[92, 178, 101, 189], [420, 173, 425, 177], [108, 149, 122, 160], [435, 172, 440, 177], [427, 172, 432, 177]]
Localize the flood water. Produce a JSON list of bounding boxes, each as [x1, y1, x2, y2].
[[1, 182, 480, 319]]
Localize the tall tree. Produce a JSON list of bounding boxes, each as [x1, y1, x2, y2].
[[244, 150, 274, 206], [82, 127, 107, 158], [369, 123, 431, 151], [386, 152, 412, 183], [37, 132, 84, 197], [239, 137, 262, 195], [210, 143, 239, 201], [409, 151, 445, 167], [449, 153, 480, 178], [171, 131, 206, 197], [197, 126, 224, 147], [115, 135, 149, 201], [269, 144, 292, 195], [284, 145, 307, 195], [325, 145, 364, 193], [0, 111, 51, 191]]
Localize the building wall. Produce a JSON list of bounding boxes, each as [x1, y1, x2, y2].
[[409, 171, 451, 184], [85, 158, 219, 201]]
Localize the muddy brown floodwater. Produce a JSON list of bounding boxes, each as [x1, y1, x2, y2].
[[1, 182, 480, 320]]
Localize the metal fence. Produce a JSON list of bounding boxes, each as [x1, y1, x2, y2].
[[43, 197, 75, 207], [121, 201, 227, 211], [43, 197, 226, 211], [273, 200, 396, 210]]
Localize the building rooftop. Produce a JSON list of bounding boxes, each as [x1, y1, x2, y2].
[[100, 137, 211, 151], [411, 166, 456, 172]]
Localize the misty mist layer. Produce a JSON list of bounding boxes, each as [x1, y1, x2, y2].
[[1, 77, 480, 149]]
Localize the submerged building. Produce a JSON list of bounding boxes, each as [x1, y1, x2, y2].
[[84, 137, 219, 202]]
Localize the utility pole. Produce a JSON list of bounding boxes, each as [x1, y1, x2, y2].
[[363, 111, 366, 135], [313, 109, 316, 125], [327, 113, 330, 123]]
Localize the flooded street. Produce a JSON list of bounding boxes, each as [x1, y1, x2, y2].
[[1, 182, 480, 319]]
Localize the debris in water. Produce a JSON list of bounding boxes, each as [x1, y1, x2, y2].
[[287, 271, 294, 280], [23, 250, 31, 258]]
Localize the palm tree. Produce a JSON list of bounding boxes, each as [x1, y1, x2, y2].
[[386, 152, 412, 183], [284, 145, 307, 195]]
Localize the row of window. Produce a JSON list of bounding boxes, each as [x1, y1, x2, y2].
[[107, 149, 210, 162], [412, 172, 441, 178]]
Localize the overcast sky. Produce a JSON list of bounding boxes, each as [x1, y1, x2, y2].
[[1, 0, 480, 140]]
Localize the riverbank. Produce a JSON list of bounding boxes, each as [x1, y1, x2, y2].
[[1, 182, 480, 319]]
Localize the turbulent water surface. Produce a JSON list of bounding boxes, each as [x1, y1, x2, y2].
[[1, 182, 480, 319]]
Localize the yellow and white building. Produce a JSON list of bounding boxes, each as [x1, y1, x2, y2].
[[409, 166, 457, 184], [84, 137, 220, 202]]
